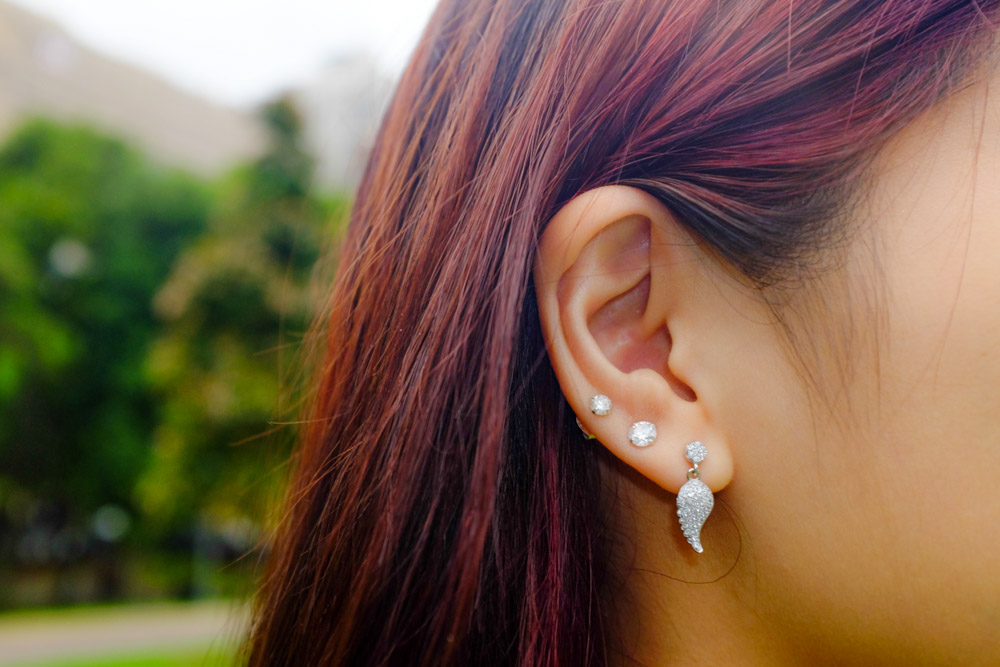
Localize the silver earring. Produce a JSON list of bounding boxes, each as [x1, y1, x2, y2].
[[676, 441, 714, 553], [575, 416, 596, 439], [589, 394, 611, 415], [577, 394, 610, 439], [628, 421, 657, 447]]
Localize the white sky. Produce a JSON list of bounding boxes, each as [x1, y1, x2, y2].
[[7, 0, 440, 108]]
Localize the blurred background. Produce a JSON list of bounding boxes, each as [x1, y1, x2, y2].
[[0, 1, 436, 664]]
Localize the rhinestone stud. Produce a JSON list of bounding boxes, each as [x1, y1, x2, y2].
[[685, 441, 707, 464], [627, 421, 657, 447], [589, 394, 611, 416], [677, 440, 714, 553]]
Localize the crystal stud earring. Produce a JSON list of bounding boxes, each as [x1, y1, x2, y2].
[[589, 394, 611, 415], [676, 441, 714, 553], [627, 421, 657, 447], [577, 394, 610, 439]]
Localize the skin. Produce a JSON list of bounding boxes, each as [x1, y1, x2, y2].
[[533, 62, 1000, 665]]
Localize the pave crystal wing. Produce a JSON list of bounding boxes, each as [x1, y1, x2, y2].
[[676, 478, 714, 553]]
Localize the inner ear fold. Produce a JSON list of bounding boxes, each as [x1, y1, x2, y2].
[[560, 214, 696, 403], [589, 275, 698, 403], [587, 275, 660, 370]]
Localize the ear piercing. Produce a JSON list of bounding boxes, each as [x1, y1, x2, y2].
[[627, 421, 657, 447], [676, 441, 714, 553], [589, 394, 611, 415], [578, 394, 715, 552], [579, 393, 658, 448], [576, 394, 611, 439]]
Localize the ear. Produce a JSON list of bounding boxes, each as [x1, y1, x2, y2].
[[534, 185, 734, 494]]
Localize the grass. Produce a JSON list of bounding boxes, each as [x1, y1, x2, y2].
[[0, 599, 239, 622], [12, 644, 235, 667]]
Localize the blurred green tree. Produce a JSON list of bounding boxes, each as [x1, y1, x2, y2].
[[138, 97, 346, 545], [0, 119, 210, 517]]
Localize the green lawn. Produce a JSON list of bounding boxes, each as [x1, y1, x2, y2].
[[13, 644, 235, 667]]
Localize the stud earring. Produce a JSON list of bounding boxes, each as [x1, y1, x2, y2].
[[676, 441, 714, 553], [589, 394, 611, 415], [578, 394, 610, 439], [628, 421, 657, 447], [575, 416, 596, 440]]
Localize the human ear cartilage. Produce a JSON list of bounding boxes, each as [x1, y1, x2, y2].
[[676, 441, 714, 553]]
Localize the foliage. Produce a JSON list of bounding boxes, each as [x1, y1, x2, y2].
[[0, 99, 350, 606], [22, 646, 234, 667], [0, 119, 210, 516], [137, 97, 347, 534]]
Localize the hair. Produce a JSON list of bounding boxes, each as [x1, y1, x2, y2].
[[246, 1, 998, 665]]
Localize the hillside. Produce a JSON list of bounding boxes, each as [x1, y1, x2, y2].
[[0, 0, 264, 173]]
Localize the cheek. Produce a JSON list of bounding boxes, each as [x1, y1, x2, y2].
[[877, 75, 1000, 502], [846, 208, 1000, 658], [808, 72, 1000, 652], [728, 238, 1000, 663], [729, 72, 1000, 658], [875, 138, 1000, 580]]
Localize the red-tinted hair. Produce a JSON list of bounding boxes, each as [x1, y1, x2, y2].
[[247, 1, 998, 665]]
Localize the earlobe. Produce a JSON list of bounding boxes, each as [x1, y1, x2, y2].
[[533, 185, 734, 499]]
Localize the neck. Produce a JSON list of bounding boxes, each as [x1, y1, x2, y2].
[[598, 459, 798, 667]]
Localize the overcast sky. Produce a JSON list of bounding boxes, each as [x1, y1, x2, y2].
[[8, 0, 439, 108]]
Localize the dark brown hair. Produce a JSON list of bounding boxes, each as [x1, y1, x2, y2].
[[247, 1, 998, 665]]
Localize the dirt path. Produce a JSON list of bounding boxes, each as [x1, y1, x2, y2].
[[0, 600, 248, 665]]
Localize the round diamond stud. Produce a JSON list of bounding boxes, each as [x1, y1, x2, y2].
[[628, 421, 657, 447], [589, 394, 611, 416], [685, 441, 707, 464]]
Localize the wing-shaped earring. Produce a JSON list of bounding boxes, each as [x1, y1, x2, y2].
[[676, 441, 714, 553]]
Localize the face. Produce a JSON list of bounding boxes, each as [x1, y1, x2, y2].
[[731, 62, 1000, 662]]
